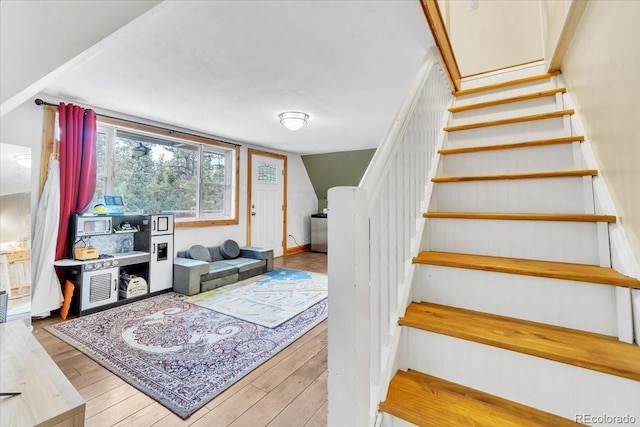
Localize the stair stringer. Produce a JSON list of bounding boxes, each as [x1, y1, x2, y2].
[[558, 73, 640, 344]]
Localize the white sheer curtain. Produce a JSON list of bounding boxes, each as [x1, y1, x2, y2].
[[31, 159, 63, 317]]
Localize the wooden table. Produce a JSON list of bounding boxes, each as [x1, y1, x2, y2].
[[0, 321, 85, 426]]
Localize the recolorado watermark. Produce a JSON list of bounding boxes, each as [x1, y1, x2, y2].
[[575, 413, 637, 424]]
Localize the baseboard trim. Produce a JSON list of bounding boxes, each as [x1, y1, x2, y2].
[[284, 244, 311, 256]]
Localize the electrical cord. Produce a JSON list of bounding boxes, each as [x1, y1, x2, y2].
[[73, 237, 87, 249], [288, 234, 301, 247]]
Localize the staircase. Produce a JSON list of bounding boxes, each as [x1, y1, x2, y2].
[[379, 68, 640, 425]]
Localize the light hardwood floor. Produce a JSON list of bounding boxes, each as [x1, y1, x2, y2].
[[32, 251, 328, 427]]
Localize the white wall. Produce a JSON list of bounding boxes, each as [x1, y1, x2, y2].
[[0, 0, 160, 116], [0, 193, 31, 243], [561, 0, 640, 265], [447, 0, 544, 76], [286, 156, 318, 248], [541, 0, 572, 69], [437, 0, 450, 31]]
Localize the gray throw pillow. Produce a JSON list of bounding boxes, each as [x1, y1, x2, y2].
[[189, 244, 211, 262], [219, 239, 240, 259]]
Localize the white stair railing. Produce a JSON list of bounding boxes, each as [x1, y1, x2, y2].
[[327, 48, 452, 426]]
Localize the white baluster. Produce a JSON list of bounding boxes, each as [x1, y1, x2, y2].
[[327, 49, 453, 426]]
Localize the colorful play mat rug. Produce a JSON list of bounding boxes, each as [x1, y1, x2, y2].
[[186, 268, 328, 328]]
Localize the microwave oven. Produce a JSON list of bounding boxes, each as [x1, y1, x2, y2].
[[74, 215, 113, 237]]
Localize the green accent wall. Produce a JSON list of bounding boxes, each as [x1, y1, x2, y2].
[[301, 149, 376, 210]]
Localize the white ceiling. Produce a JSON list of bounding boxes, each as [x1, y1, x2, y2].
[[40, 1, 434, 155]]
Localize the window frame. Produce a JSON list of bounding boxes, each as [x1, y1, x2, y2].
[[96, 117, 240, 228]]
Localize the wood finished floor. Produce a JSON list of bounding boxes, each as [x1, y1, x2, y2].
[[32, 251, 328, 427]]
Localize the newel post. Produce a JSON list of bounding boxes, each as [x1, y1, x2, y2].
[[327, 186, 371, 426]]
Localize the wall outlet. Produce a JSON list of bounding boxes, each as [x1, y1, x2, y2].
[[469, 0, 478, 11]]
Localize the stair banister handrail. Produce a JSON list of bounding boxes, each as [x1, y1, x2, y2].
[[360, 48, 438, 213], [328, 46, 452, 427]]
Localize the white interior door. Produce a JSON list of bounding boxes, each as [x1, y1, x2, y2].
[[250, 153, 284, 257]]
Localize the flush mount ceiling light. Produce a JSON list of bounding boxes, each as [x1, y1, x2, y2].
[[11, 153, 31, 168], [278, 112, 309, 131]]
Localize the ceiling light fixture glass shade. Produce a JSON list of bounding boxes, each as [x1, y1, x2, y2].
[[278, 112, 309, 131], [131, 143, 150, 158], [11, 153, 31, 168]]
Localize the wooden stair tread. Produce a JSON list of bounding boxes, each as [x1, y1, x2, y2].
[[444, 110, 574, 132], [449, 88, 566, 113], [380, 369, 579, 427], [401, 302, 640, 381], [455, 71, 560, 97], [413, 251, 640, 288], [432, 169, 597, 183], [424, 212, 616, 223], [438, 135, 584, 155]]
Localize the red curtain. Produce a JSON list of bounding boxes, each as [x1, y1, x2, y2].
[[55, 103, 97, 260]]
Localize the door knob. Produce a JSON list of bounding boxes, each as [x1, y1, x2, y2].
[[251, 212, 256, 216]]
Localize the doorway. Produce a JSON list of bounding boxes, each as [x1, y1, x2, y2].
[[247, 149, 287, 257], [0, 143, 32, 323]]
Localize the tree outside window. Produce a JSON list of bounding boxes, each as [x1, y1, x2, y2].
[[91, 124, 236, 222]]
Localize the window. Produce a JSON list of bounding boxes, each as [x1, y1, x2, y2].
[[91, 121, 238, 225]]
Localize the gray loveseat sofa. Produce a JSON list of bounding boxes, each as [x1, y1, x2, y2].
[[173, 240, 274, 296]]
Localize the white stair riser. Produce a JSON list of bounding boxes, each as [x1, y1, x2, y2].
[[449, 95, 560, 126], [381, 414, 417, 427], [404, 329, 640, 421], [425, 218, 601, 265], [415, 265, 618, 335], [430, 177, 588, 214], [454, 79, 555, 107], [459, 64, 546, 91], [445, 117, 568, 149], [440, 143, 576, 176]]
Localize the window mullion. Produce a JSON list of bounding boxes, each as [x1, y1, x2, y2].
[[225, 150, 233, 217], [106, 127, 116, 193], [196, 144, 203, 219]]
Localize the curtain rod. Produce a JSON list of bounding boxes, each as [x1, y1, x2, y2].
[[34, 98, 241, 147]]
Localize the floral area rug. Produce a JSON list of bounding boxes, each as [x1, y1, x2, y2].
[[186, 268, 328, 328], [47, 292, 327, 419]]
